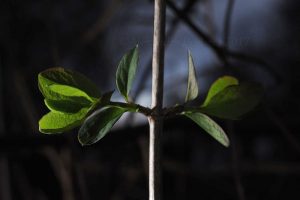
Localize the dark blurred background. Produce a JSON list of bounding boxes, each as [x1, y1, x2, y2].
[[1, 0, 300, 199]]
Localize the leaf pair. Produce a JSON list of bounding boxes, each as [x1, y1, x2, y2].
[[78, 46, 140, 145], [38, 45, 140, 145], [182, 53, 262, 147], [38, 68, 101, 134]]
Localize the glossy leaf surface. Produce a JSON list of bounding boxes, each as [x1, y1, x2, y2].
[[39, 107, 90, 134], [203, 76, 238, 106], [116, 45, 139, 101], [78, 107, 128, 145]]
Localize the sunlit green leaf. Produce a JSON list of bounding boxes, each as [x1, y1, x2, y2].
[[200, 83, 263, 119], [203, 76, 238, 106], [185, 51, 199, 102], [116, 45, 139, 102], [39, 107, 90, 134], [184, 112, 229, 147], [38, 67, 101, 99], [41, 84, 96, 114], [44, 99, 88, 113], [49, 84, 94, 101], [78, 107, 128, 145]]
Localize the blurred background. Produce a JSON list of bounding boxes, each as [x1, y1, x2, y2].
[[1, 0, 300, 199]]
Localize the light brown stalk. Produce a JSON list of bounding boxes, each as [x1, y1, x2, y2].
[[149, 0, 166, 199]]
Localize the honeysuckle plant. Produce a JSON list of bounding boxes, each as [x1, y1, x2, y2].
[[38, 45, 262, 146], [37, 1, 262, 199], [38, 45, 262, 198]]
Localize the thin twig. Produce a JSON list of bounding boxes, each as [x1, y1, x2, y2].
[[149, 0, 166, 199], [227, 122, 246, 200], [223, 0, 235, 49], [167, 0, 229, 66], [166, 0, 281, 82], [223, 2, 246, 199]]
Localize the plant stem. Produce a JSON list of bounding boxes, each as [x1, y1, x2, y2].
[[108, 101, 152, 115], [149, 0, 166, 199]]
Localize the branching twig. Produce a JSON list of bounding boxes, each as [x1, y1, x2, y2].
[[166, 0, 281, 82]]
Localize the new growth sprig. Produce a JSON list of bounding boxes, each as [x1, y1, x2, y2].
[[38, 45, 263, 147]]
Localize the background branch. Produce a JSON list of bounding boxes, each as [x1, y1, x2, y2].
[[166, 0, 280, 82]]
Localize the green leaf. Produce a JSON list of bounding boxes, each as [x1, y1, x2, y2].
[[44, 99, 87, 113], [46, 84, 96, 106], [185, 51, 199, 102], [78, 107, 128, 145], [116, 45, 139, 102], [41, 84, 96, 114], [39, 107, 90, 134], [38, 67, 101, 99], [200, 83, 263, 119], [49, 84, 94, 101], [203, 76, 238, 106], [184, 112, 229, 147]]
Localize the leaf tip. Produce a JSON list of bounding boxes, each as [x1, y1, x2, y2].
[[78, 137, 87, 146], [223, 136, 230, 147]]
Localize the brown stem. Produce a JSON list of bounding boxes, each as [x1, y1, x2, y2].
[[149, 0, 166, 199]]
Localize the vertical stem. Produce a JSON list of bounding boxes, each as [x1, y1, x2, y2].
[[148, 118, 163, 200], [149, 0, 166, 200]]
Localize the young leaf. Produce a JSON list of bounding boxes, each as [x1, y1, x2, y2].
[[185, 51, 199, 102], [200, 83, 263, 119], [39, 107, 90, 134], [41, 84, 96, 113], [78, 107, 128, 145], [116, 45, 139, 102], [38, 67, 101, 99], [44, 99, 88, 113], [49, 84, 94, 102], [203, 76, 238, 106], [184, 112, 229, 147]]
